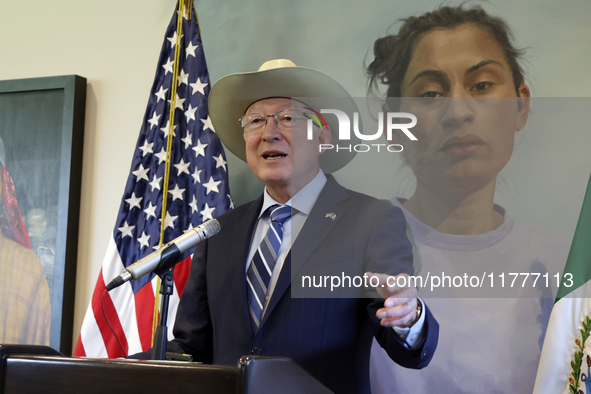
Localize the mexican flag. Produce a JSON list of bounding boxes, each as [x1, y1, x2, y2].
[[534, 174, 591, 394]]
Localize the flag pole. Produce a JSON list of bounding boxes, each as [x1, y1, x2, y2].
[[150, 0, 193, 347]]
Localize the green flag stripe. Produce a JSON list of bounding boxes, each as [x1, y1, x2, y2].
[[557, 171, 591, 300]]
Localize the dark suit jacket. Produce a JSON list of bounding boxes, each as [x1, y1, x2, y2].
[[161, 176, 438, 393]]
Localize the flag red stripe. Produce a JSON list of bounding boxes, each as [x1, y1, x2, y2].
[[134, 284, 157, 350], [95, 291, 129, 358], [73, 336, 86, 357], [173, 256, 192, 296], [90, 269, 129, 358]]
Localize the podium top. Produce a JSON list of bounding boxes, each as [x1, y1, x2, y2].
[[0, 345, 333, 394]]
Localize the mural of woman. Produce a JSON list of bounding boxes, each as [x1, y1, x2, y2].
[[0, 135, 51, 345], [366, 5, 569, 393]]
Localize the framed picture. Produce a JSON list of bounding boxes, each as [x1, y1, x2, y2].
[[0, 75, 86, 354]]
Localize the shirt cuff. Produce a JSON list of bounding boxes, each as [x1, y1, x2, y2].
[[392, 298, 426, 349]]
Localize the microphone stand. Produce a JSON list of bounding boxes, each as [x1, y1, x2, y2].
[[150, 244, 181, 361], [152, 270, 174, 361]]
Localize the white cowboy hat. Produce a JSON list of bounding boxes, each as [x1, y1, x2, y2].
[[208, 59, 360, 173]]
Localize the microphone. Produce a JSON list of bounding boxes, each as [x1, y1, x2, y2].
[[106, 219, 221, 291]]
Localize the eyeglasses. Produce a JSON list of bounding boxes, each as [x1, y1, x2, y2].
[[239, 110, 311, 133]]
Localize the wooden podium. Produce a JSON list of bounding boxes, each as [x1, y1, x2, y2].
[[0, 345, 333, 394]]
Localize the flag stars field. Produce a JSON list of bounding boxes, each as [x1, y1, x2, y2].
[[143, 202, 157, 219], [201, 115, 214, 131], [178, 69, 190, 86], [163, 212, 178, 230], [167, 31, 183, 49], [192, 168, 202, 184], [189, 196, 198, 213], [193, 139, 207, 157], [174, 158, 190, 175], [154, 86, 168, 102], [213, 154, 227, 171], [169, 184, 185, 201], [169, 93, 185, 111], [148, 112, 161, 129], [137, 232, 151, 249], [190, 78, 207, 95], [162, 58, 174, 75], [202, 176, 221, 194], [154, 148, 167, 164], [132, 164, 150, 182], [185, 41, 198, 58], [182, 132, 193, 149], [184, 105, 198, 123], [139, 139, 154, 156], [125, 193, 142, 210], [149, 175, 162, 191], [160, 121, 177, 138], [118, 222, 135, 238], [200, 203, 215, 221]]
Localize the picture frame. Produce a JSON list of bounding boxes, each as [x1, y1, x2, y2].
[[0, 75, 86, 354]]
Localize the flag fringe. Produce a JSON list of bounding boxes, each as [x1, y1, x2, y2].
[[183, 0, 194, 19]]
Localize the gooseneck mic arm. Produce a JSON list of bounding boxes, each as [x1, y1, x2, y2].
[[105, 219, 221, 291]]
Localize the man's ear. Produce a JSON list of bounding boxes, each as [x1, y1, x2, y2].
[[516, 83, 531, 131]]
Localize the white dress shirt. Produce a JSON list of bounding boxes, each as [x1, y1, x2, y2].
[[246, 170, 327, 313]]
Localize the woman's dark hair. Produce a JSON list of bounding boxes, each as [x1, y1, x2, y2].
[[367, 5, 526, 99]]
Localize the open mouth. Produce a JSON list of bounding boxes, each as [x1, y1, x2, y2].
[[262, 152, 287, 160]]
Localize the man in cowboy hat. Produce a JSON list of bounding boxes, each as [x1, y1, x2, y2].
[[160, 60, 438, 393]]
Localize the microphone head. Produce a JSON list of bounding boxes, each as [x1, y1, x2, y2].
[[201, 219, 221, 238]]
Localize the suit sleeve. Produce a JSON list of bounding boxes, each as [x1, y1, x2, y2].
[[364, 204, 439, 369]]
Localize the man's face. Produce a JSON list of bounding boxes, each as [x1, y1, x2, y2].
[[243, 98, 331, 200]]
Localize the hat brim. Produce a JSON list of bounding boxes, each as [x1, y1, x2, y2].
[[209, 66, 360, 174]]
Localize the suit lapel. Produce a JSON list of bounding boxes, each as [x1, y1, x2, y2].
[[227, 196, 263, 338], [260, 176, 348, 327]]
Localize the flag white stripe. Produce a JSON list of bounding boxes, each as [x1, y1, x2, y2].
[[102, 239, 143, 354], [78, 299, 108, 358], [534, 283, 591, 394]]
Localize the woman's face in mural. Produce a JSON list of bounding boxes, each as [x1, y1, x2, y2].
[[396, 23, 530, 193]]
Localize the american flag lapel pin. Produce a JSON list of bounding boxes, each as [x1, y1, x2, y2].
[[325, 212, 337, 221]]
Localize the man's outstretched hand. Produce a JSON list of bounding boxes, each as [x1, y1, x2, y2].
[[366, 272, 419, 328]]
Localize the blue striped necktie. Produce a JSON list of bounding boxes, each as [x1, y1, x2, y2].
[[246, 204, 291, 329]]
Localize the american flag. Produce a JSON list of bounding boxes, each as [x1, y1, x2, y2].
[[74, 2, 232, 358]]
